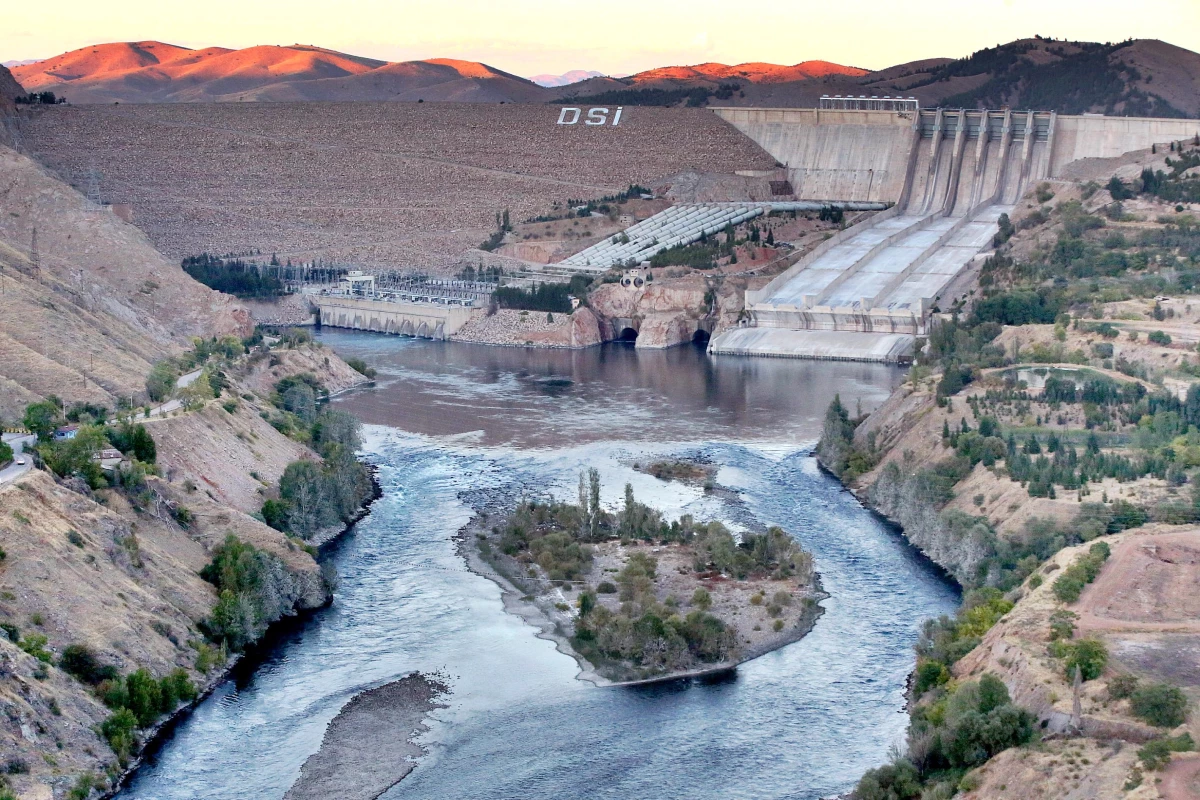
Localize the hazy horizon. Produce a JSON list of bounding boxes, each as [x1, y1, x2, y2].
[[5, 0, 1200, 78]]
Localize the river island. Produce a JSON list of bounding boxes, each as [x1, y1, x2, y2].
[[460, 464, 827, 684]]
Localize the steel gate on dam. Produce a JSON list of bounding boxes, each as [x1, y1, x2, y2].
[[707, 106, 1200, 363]]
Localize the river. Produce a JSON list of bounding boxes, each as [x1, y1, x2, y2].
[[117, 333, 958, 800]]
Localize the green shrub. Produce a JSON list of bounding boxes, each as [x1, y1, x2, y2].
[[1052, 543, 1110, 603], [913, 660, 951, 695], [100, 708, 138, 761], [19, 634, 52, 663], [1131, 682, 1189, 728], [1148, 330, 1172, 346], [854, 759, 922, 800], [1138, 733, 1195, 770], [158, 668, 197, 711], [596, 581, 617, 594], [124, 668, 162, 727], [345, 358, 377, 379], [59, 644, 118, 685], [66, 773, 97, 800], [691, 587, 711, 610], [1062, 638, 1108, 681]]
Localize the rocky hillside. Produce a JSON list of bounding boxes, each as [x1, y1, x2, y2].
[[0, 335, 370, 799], [823, 133, 1200, 797], [0, 144, 250, 422], [0, 65, 24, 110]]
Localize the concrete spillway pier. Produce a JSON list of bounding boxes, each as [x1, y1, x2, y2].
[[708, 107, 1200, 363]]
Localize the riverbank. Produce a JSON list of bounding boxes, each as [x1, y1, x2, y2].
[[454, 480, 827, 687], [283, 672, 449, 800]]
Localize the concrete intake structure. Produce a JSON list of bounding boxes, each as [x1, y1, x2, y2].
[[315, 295, 474, 340], [708, 107, 1200, 363]]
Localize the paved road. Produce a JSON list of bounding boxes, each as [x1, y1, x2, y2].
[[0, 451, 33, 486], [177, 368, 204, 389], [1, 433, 37, 486]]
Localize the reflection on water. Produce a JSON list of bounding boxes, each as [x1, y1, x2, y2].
[[117, 333, 955, 800], [326, 334, 907, 447]]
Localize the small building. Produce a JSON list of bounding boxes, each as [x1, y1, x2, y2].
[[53, 425, 79, 441], [92, 448, 126, 472], [337, 270, 376, 296]]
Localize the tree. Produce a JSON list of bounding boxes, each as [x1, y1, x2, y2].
[[0, 441, 11, 467], [1063, 638, 1108, 681], [124, 669, 163, 727], [146, 361, 178, 403], [282, 383, 317, 423], [23, 401, 62, 440], [40, 425, 108, 487], [261, 499, 289, 531], [280, 460, 331, 538], [1131, 683, 1189, 728]]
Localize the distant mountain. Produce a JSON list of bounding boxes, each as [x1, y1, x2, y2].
[[2, 59, 39, 68], [10, 38, 1200, 115], [530, 70, 604, 88], [627, 60, 869, 85], [10, 42, 542, 104]]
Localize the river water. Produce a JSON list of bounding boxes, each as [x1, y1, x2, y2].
[[118, 333, 958, 800]]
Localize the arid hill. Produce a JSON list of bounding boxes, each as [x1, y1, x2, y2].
[[17, 37, 1200, 114], [0, 144, 250, 421], [625, 60, 868, 85], [562, 38, 1200, 116], [0, 64, 24, 114], [12, 41, 546, 104]]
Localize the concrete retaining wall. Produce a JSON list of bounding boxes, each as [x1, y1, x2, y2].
[[1050, 115, 1200, 176], [315, 297, 475, 340], [712, 107, 914, 203]]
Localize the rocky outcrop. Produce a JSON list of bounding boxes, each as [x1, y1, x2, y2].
[[0, 66, 24, 117], [451, 307, 603, 349], [590, 277, 711, 349]]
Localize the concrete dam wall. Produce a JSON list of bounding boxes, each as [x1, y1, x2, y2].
[[709, 107, 1200, 363], [315, 296, 474, 340]]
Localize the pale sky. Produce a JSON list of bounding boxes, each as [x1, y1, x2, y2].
[[4, 0, 1200, 77]]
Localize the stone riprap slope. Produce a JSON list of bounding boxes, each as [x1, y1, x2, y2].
[[19, 102, 777, 273]]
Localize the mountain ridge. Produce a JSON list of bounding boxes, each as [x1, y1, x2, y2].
[[10, 38, 1200, 116]]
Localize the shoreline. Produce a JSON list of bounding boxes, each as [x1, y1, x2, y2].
[[283, 672, 450, 800], [453, 489, 828, 688], [101, 461, 382, 799]]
